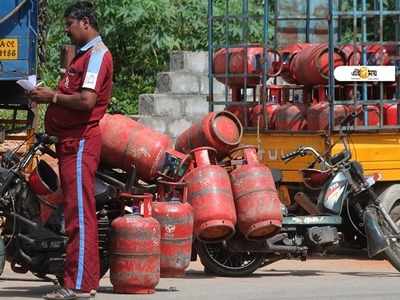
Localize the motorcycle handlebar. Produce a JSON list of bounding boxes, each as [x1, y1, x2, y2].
[[281, 147, 304, 162], [35, 133, 58, 146]]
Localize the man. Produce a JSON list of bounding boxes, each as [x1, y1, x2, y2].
[[29, 1, 113, 299]]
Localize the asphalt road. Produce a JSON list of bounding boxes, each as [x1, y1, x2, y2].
[[1, 257, 399, 300]]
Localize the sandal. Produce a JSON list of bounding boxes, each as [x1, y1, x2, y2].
[[43, 287, 91, 300], [43, 287, 76, 300]]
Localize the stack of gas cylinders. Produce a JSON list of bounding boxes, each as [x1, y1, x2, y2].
[[214, 43, 398, 130], [94, 112, 282, 293]]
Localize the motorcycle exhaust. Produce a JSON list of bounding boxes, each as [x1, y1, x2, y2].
[[363, 206, 389, 257]]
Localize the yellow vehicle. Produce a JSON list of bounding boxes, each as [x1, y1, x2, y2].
[[207, 0, 400, 201]]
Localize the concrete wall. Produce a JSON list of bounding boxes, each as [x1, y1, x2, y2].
[[138, 51, 226, 141]]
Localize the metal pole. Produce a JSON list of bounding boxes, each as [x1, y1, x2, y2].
[[306, 0, 310, 43], [208, 0, 214, 112], [328, 0, 335, 133], [262, 0, 270, 129], [242, 0, 249, 103], [361, 0, 368, 126]]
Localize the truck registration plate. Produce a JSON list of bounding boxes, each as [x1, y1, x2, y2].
[[0, 39, 18, 60]]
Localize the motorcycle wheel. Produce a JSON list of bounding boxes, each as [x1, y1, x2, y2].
[[382, 203, 400, 272], [0, 238, 5, 276], [197, 241, 264, 277]]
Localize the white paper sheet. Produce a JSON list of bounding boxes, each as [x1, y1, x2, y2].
[[16, 75, 38, 92]]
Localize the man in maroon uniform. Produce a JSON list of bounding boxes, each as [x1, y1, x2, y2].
[[29, 2, 113, 299]]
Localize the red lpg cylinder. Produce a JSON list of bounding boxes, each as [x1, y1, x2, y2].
[[384, 104, 399, 125], [250, 103, 279, 129], [307, 102, 352, 130], [367, 44, 396, 65], [230, 146, 282, 239], [213, 46, 282, 87], [183, 147, 237, 242], [279, 43, 313, 83], [290, 43, 346, 86], [274, 102, 307, 130], [175, 111, 243, 158], [225, 103, 253, 127], [152, 181, 194, 278], [28, 160, 63, 224], [340, 44, 361, 65], [110, 194, 160, 294], [355, 105, 380, 126], [99, 113, 172, 182]]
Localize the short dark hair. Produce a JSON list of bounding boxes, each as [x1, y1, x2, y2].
[[64, 1, 98, 30]]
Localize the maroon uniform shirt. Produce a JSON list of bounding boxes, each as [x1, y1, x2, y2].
[[45, 36, 113, 138]]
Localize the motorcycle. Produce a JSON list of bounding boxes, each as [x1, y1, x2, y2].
[[196, 113, 400, 276], [0, 133, 132, 282]]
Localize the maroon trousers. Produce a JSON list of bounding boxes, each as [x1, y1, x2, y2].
[[57, 134, 101, 292]]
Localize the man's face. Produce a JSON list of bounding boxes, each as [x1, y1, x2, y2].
[[64, 16, 88, 46]]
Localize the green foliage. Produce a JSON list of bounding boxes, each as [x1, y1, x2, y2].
[[42, 0, 211, 115], [42, 0, 270, 115]]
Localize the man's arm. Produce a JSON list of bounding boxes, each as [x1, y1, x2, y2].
[[29, 87, 97, 111]]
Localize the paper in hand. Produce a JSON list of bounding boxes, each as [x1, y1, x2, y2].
[[16, 75, 38, 92]]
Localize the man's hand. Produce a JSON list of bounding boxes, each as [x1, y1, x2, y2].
[[29, 87, 56, 104]]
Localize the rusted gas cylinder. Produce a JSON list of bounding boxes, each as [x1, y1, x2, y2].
[[175, 111, 243, 158], [290, 43, 346, 86], [28, 160, 63, 224], [384, 104, 398, 125], [183, 147, 237, 241], [99, 113, 172, 182], [229, 146, 282, 239], [110, 194, 160, 294], [213, 46, 282, 87], [249, 103, 279, 129], [152, 181, 193, 277], [340, 44, 361, 65], [355, 105, 380, 126], [279, 43, 313, 83], [225, 103, 253, 127], [307, 101, 352, 130], [274, 102, 307, 130], [367, 44, 396, 65]]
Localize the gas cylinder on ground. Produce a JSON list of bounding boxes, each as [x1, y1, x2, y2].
[[274, 102, 307, 131], [183, 147, 237, 242], [99, 113, 172, 182], [152, 181, 193, 277], [229, 146, 282, 239], [290, 43, 346, 86], [110, 194, 160, 294], [279, 43, 313, 83], [175, 111, 243, 158], [28, 160, 63, 224]]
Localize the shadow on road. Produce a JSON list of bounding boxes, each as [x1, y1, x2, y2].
[[258, 269, 400, 278], [0, 284, 53, 298]]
